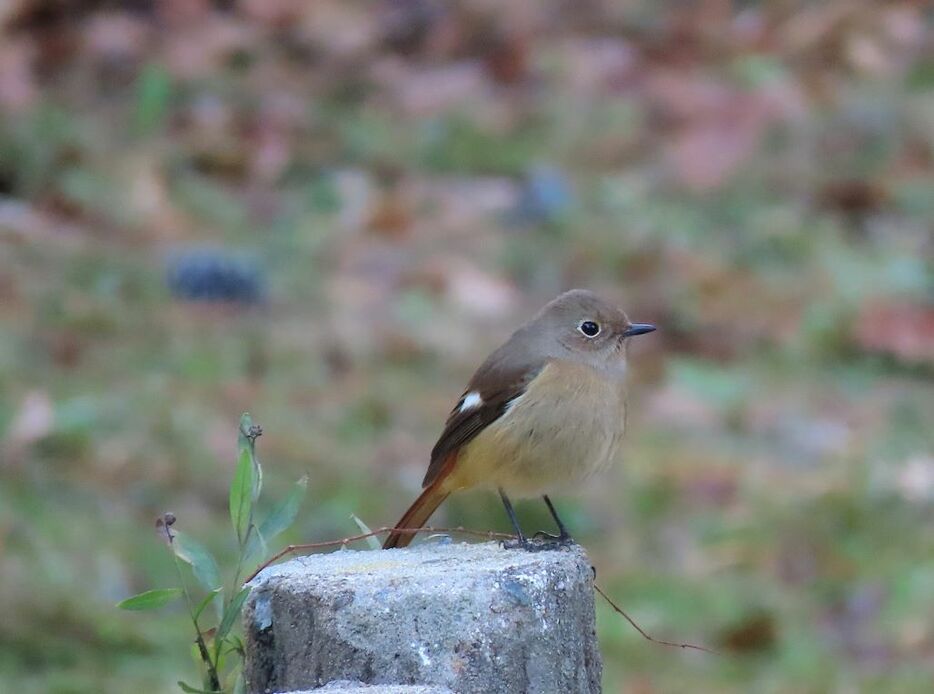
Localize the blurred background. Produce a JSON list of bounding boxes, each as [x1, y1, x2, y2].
[[1, 1, 932, 692]]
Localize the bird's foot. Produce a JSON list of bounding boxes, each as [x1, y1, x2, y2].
[[502, 536, 532, 551], [532, 530, 574, 544], [531, 531, 576, 550]]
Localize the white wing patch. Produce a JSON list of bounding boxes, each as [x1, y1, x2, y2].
[[459, 391, 483, 413]]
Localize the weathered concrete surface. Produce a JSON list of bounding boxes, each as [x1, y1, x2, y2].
[[293, 682, 452, 693], [244, 541, 602, 694]]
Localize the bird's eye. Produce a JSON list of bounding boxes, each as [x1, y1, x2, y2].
[[578, 320, 601, 338]]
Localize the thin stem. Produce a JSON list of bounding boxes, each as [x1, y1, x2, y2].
[[218, 539, 252, 667], [593, 582, 719, 655], [171, 550, 222, 691]]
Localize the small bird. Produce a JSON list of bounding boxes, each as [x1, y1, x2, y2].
[[383, 289, 656, 549]]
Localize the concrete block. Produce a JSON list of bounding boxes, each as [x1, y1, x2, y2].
[[244, 541, 601, 694]]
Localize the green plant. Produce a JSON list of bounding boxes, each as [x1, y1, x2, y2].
[[118, 413, 307, 693]]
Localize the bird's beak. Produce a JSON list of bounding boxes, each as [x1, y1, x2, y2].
[[623, 323, 656, 337]]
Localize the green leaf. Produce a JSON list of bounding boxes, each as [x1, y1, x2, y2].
[[216, 586, 251, 643], [351, 514, 382, 551], [244, 526, 268, 565], [118, 588, 182, 611], [222, 634, 245, 658], [177, 681, 218, 694], [173, 531, 221, 591], [237, 412, 263, 501], [229, 447, 253, 544], [192, 588, 222, 622], [253, 458, 264, 502], [247, 475, 308, 558]]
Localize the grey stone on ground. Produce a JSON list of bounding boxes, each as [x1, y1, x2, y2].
[[244, 541, 601, 694]]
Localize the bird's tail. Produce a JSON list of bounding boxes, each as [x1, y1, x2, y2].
[[382, 480, 450, 549]]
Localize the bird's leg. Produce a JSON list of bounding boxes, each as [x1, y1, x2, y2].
[[532, 495, 575, 546], [499, 489, 534, 550], [500, 491, 573, 551]]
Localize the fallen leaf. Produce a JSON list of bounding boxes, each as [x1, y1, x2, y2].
[[854, 301, 934, 365]]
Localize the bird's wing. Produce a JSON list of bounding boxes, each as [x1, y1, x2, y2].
[[422, 351, 546, 488]]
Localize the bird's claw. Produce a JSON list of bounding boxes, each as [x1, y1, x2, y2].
[[502, 533, 575, 552]]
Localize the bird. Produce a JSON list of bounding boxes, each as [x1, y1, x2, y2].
[[383, 289, 656, 550]]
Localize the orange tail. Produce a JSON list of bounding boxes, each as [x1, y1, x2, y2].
[[382, 481, 450, 549]]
